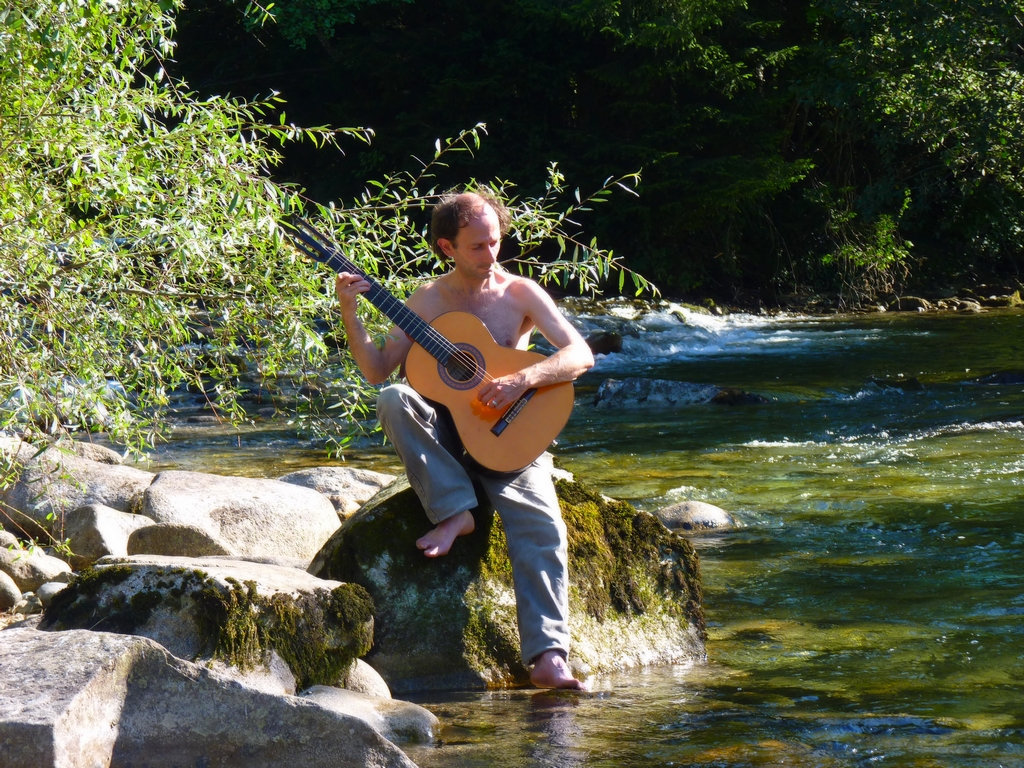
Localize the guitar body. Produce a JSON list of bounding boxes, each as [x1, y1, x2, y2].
[[404, 312, 575, 473]]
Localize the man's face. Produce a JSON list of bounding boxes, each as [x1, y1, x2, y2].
[[441, 203, 502, 281]]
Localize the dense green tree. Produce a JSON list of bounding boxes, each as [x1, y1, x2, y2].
[[178, 0, 1024, 305], [794, 0, 1024, 300], [174, 0, 820, 298]]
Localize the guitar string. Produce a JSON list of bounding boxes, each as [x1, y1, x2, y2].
[[290, 225, 501, 387], [365, 282, 500, 386]]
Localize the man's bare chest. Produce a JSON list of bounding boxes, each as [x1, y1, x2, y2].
[[433, 294, 529, 349]]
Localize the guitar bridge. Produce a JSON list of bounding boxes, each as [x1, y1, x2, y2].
[[490, 389, 537, 436]]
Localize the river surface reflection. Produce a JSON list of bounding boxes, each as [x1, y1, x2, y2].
[[148, 304, 1024, 767]]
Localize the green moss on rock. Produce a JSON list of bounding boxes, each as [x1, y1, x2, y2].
[[191, 577, 375, 689], [557, 478, 705, 636], [43, 562, 375, 690], [42, 565, 151, 634]]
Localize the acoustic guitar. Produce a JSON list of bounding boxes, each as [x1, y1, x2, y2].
[[286, 218, 575, 473]]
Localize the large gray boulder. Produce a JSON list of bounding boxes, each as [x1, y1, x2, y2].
[[40, 555, 374, 691], [0, 623, 418, 768], [138, 470, 340, 562], [310, 476, 706, 693]]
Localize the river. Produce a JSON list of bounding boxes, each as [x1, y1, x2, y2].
[[148, 302, 1024, 767]]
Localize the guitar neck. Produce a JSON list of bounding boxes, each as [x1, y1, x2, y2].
[[288, 219, 457, 363]]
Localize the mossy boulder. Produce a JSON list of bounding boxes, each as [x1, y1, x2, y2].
[[40, 555, 374, 690], [309, 476, 705, 693]]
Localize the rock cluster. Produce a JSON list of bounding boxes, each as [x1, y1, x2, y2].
[[0, 436, 421, 767], [1, 435, 710, 767]]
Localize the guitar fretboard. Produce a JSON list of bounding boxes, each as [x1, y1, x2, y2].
[[286, 219, 468, 370]]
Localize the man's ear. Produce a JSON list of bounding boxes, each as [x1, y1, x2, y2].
[[437, 238, 456, 258]]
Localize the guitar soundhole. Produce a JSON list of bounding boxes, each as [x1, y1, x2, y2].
[[438, 343, 485, 390]]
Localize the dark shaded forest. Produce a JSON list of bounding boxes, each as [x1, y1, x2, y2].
[[172, 0, 1024, 307]]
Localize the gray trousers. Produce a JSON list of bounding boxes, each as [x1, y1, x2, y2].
[[376, 383, 571, 665]]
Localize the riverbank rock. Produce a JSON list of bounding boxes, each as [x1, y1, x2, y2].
[[0, 622, 418, 768], [40, 555, 374, 692], [343, 658, 393, 697], [300, 685, 439, 743], [0, 543, 73, 592], [310, 476, 706, 693], [278, 466, 397, 517], [887, 288, 1022, 313], [138, 469, 340, 561], [0, 437, 153, 538], [887, 295, 934, 312], [0, 570, 20, 610], [63, 503, 156, 569], [127, 520, 234, 557]]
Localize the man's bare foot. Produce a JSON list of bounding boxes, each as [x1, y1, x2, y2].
[[529, 650, 587, 690], [416, 510, 475, 557]]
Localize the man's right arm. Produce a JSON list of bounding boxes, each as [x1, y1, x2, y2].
[[335, 272, 412, 385]]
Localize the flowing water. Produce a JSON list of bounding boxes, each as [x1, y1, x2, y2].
[[149, 303, 1024, 767]]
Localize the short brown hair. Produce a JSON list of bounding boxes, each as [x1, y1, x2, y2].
[[430, 187, 511, 259]]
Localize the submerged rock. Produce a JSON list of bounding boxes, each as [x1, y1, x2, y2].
[[310, 476, 706, 693], [594, 378, 719, 408], [656, 500, 736, 532], [868, 376, 924, 392], [585, 330, 624, 355], [971, 369, 1024, 385], [594, 377, 769, 408]]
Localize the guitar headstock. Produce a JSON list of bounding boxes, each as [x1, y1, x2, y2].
[[284, 218, 362, 277]]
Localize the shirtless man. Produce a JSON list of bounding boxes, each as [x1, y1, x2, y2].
[[334, 188, 593, 689]]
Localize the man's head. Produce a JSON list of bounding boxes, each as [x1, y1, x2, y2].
[[430, 187, 511, 260]]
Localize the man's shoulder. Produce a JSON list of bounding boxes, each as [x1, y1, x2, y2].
[[499, 271, 545, 296], [502, 273, 557, 311]]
